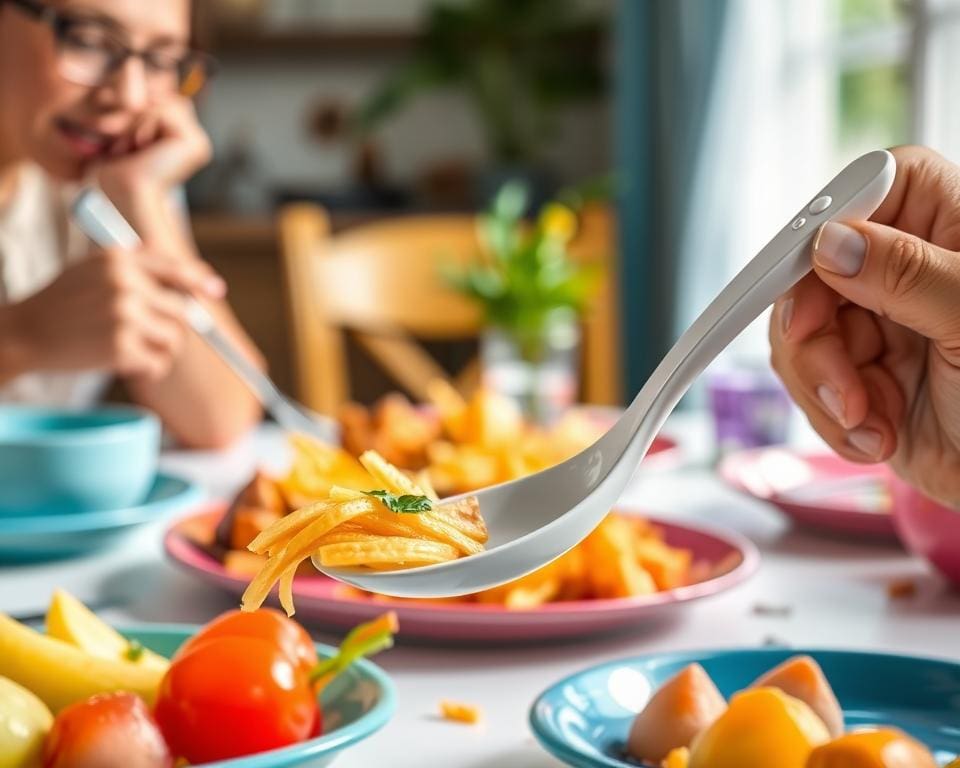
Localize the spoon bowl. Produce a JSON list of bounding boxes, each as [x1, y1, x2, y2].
[[317, 150, 896, 598]]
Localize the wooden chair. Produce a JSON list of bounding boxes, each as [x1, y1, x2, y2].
[[278, 204, 622, 416]]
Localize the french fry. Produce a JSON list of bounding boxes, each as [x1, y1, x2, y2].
[[247, 500, 337, 554], [329, 486, 365, 502], [415, 470, 440, 502], [360, 450, 425, 496], [634, 535, 693, 591], [400, 511, 485, 556], [279, 566, 296, 616], [315, 530, 388, 547], [580, 516, 658, 598], [427, 379, 469, 442], [439, 700, 482, 725], [316, 539, 458, 567], [242, 499, 378, 611], [353, 513, 426, 539]]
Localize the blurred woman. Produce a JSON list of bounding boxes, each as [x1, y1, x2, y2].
[[0, 0, 262, 447]]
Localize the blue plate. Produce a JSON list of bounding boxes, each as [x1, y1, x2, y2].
[[530, 648, 960, 767], [0, 473, 202, 561], [121, 624, 396, 767]]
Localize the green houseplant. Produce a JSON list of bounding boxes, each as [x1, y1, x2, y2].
[[353, 0, 607, 169], [447, 181, 602, 421]]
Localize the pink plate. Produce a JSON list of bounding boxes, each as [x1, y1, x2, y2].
[[164, 507, 758, 643], [719, 447, 897, 539]]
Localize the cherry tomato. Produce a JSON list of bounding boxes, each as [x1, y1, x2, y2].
[[43, 692, 172, 768], [155, 636, 319, 763], [175, 608, 318, 675]]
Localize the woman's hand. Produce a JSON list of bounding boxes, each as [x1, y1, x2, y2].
[[8, 246, 224, 381], [770, 145, 960, 507], [93, 95, 212, 199]]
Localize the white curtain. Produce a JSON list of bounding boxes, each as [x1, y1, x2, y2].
[[673, 0, 834, 366]]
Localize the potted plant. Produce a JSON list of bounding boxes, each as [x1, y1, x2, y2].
[[352, 0, 607, 203], [446, 181, 601, 422]]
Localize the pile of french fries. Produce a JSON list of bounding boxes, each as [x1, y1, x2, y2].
[[240, 450, 486, 616], [349, 514, 696, 609], [221, 382, 703, 612], [340, 381, 606, 496]]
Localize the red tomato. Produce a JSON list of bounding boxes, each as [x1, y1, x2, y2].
[[155, 636, 319, 763], [175, 608, 318, 675], [43, 692, 172, 768]]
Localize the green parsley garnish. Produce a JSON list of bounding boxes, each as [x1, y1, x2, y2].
[[366, 490, 432, 514], [125, 640, 145, 662]]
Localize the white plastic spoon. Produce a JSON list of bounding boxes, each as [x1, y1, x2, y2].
[[313, 149, 896, 597]]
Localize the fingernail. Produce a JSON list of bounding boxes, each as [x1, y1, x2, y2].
[[847, 428, 883, 460], [780, 298, 794, 337], [817, 384, 845, 425], [814, 222, 867, 276], [204, 276, 227, 298]]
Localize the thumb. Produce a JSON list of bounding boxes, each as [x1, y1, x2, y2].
[[811, 220, 960, 344]]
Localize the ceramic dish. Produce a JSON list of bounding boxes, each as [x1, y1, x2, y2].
[[719, 447, 897, 539], [119, 624, 395, 768], [165, 507, 759, 643], [530, 648, 960, 767], [0, 473, 201, 561], [0, 405, 160, 515]]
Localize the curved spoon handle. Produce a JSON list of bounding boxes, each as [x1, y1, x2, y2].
[[616, 150, 897, 465]]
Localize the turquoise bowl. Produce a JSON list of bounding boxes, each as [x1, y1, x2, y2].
[[530, 648, 960, 767], [121, 624, 396, 767], [0, 405, 160, 515]]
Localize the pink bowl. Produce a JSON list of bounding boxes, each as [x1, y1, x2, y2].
[[889, 472, 960, 585]]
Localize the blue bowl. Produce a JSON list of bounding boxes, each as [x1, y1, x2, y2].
[[0, 405, 160, 515], [530, 648, 960, 767], [121, 624, 396, 767]]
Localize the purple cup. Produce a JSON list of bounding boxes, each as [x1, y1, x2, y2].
[[707, 366, 792, 453]]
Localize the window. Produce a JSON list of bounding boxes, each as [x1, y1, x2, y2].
[[686, 0, 960, 365]]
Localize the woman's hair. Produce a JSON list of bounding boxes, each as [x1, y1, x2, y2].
[[191, 0, 213, 50]]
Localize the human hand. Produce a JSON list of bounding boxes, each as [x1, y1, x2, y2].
[[10, 246, 224, 381], [93, 95, 212, 198], [770, 145, 960, 507]]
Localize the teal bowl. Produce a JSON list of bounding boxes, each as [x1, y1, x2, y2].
[[0, 405, 160, 515], [121, 624, 396, 767], [530, 648, 960, 767]]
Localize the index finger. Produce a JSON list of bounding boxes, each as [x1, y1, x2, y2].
[[138, 250, 226, 299], [871, 146, 960, 249], [774, 271, 842, 346]]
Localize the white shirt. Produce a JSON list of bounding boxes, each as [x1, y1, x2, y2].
[[0, 164, 109, 406]]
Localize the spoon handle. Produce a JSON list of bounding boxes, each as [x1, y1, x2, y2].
[[617, 150, 897, 463]]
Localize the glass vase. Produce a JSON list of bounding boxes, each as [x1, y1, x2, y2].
[[480, 312, 580, 425]]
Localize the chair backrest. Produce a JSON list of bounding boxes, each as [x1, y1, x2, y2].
[[278, 204, 622, 416]]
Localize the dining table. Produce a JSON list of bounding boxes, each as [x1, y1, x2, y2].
[[3, 411, 958, 768]]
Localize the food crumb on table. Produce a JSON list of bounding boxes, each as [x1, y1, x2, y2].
[[439, 700, 483, 724], [752, 602, 794, 617], [887, 579, 917, 599]]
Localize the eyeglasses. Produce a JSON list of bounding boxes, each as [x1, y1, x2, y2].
[[7, 0, 217, 97]]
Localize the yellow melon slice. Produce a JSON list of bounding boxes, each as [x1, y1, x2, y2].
[[627, 663, 726, 763], [806, 728, 937, 767], [751, 655, 844, 737], [689, 687, 830, 768]]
